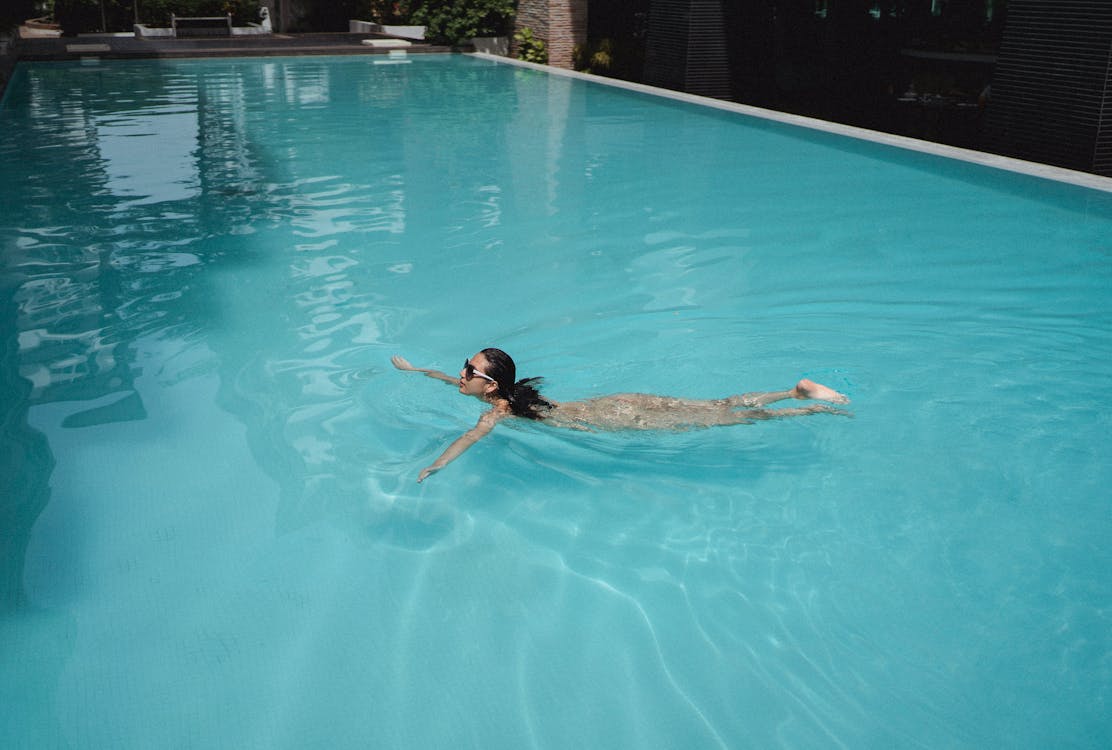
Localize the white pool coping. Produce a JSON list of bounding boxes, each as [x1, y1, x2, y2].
[[471, 53, 1112, 195]]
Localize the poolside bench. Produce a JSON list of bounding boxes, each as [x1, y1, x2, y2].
[[171, 13, 232, 38], [66, 43, 111, 53], [361, 39, 412, 48]]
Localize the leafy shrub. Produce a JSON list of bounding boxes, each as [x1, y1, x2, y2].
[[411, 0, 514, 45], [514, 26, 546, 64], [573, 38, 613, 74], [359, 1, 421, 25]]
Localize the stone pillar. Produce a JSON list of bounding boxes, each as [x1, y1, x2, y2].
[[514, 0, 588, 69]]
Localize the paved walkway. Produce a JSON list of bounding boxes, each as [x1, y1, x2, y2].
[[0, 29, 454, 98], [10, 29, 452, 62]]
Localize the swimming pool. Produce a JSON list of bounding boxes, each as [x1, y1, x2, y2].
[[1, 53, 1110, 748]]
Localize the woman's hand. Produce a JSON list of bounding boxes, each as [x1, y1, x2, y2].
[[417, 465, 438, 483], [391, 355, 458, 385]]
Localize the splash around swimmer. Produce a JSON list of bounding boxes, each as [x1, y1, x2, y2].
[[392, 347, 851, 483]]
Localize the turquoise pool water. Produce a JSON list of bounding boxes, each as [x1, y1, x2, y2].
[[1, 54, 1110, 748]]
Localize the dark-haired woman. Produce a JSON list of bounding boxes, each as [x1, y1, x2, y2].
[[391, 348, 850, 482]]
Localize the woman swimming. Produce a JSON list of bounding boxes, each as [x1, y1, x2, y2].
[[392, 348, 850, 482]]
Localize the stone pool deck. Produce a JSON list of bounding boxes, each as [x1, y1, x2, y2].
[[14, 30, 450, 61], [0, 29, 454, 98]]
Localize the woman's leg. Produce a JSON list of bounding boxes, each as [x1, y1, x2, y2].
[[729, 379, 849, 408], [553, 386, 850, 430], [724, 404, 850, 425]]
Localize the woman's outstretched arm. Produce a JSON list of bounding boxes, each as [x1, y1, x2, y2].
[[392, 355, 458, 385], [418, 410, 503, 482]]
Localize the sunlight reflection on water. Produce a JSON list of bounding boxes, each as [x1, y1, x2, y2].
[[1, 55, 1110, 749]]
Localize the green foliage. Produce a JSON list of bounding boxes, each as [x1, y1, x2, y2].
[[513, 26, 546, 64], [293, 1, 415, 32], [573, 34, 645, 82], [359, 1, 419, 25], [573, 38, 613, 74], [53, 0, 259, 34], [410, 0, 513, 46]]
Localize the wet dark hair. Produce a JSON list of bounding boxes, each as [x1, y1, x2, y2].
[[479, 347, 552, 420]]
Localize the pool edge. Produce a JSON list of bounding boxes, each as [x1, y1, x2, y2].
[[471, 53, 1112, 195]]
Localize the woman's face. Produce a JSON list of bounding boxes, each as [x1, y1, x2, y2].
[[459, 352, 498, 398]]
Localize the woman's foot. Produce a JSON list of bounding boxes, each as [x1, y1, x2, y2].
[[792, 379, 849, 404]]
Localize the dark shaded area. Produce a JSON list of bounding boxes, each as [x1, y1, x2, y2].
[[632, 1, 1112, 175], [582, 0, 650, 81], [627, 1, 1112, 175], [292, 0, 364, 32], [985, 0, 1112, 176], [640, 0, 1003, 150], [0, 1, 37, 30], [643, 0, 732, 97]]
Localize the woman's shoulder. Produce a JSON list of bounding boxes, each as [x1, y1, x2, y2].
[[484, 401, 514, 421]]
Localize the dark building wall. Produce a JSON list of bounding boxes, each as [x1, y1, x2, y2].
[[642, 0, 688, 91], [643, 1, 899, 122], [643, 0, 732, 99], [986, 0, 1112, 176], [619, 0, 1112, 176]]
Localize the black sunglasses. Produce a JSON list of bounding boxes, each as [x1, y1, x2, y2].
[[463, 360, 496, 383]]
